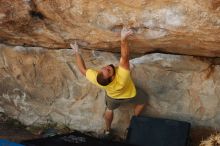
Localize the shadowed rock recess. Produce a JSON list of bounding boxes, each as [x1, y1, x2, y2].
[[0, 0, 220, 145]]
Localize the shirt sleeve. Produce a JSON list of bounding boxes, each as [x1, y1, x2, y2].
[[86, 69, 98, 85], [117, 66, 131, 84]]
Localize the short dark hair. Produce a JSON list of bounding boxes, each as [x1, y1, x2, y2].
[[97, 72, 111, 86]]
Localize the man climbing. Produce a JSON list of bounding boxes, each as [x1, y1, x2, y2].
[[70, 26, 147, 137]]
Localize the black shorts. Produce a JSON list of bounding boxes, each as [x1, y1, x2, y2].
[[105, 87, 148, 110]]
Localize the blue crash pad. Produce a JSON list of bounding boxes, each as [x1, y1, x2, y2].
[[0, 139, 24, 146]]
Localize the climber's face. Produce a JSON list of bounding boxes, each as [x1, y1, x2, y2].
[[100, 64, 115, 79]]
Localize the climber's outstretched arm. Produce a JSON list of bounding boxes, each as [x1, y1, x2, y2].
[[119, 27, 133, 70], [70, 42, 87, 76]]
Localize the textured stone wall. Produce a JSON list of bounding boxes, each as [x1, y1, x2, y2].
[[0, 0, 220, 56], [1, 1, 220, 145], [0, 44, 220, 138], [0, 44, 118, 134]]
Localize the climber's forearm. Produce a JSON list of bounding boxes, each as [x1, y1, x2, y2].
[[119, 27, 133, 70], [75, 53, 87, 76], [119, 39, 130, 70], [120, 39, 130, 62]]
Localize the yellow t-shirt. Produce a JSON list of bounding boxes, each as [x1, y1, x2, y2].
[[86, 66, 136, 99]]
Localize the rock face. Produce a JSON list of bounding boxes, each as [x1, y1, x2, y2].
[[0, 44, 118, 134], [0, 0, 220, 57], [0, 44, 220, 138]]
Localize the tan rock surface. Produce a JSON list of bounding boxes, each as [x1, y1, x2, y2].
[[0, 44, 118, 134], [0, 44, 220, 140], [0, 0, 220, 56]]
